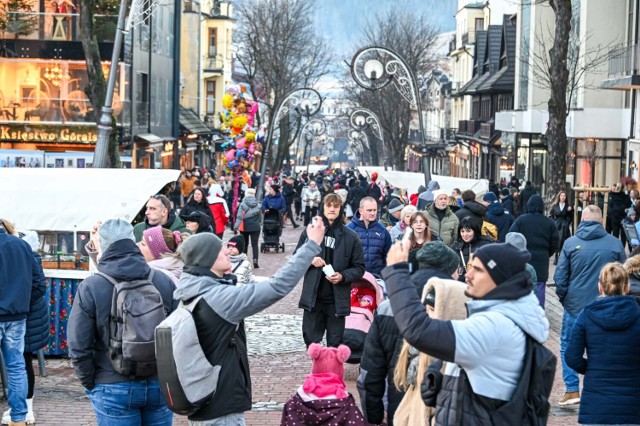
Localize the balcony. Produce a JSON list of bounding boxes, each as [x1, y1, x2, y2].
[[602, 44, 640, 90], [0, 12, 118, 43], [441, 127, 456, 141], [203, 55, 225, 74], [480, 122, 494, 140], [457, 120, 481, 136], [461, 30, 476, 45]]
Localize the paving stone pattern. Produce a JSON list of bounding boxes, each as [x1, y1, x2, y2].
[[0, 224, 581, 425]]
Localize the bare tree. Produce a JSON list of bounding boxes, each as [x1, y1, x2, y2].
[[341, 6, 439, 171], [577, 138, 606, 187], [235, 0, 333, 172]]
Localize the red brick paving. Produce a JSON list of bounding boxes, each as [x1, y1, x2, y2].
[[0, 225, 580, 425]]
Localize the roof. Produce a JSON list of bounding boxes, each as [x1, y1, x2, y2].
[[463, 1, 487, 9], [477, 15, 517, 92], [179, 106, 213, 134]]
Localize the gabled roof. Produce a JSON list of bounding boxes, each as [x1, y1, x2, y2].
[[477, 14, 517, 93]]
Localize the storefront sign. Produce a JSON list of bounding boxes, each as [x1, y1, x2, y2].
[[0, 124, 98, 143]]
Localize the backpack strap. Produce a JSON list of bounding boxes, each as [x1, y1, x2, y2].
[[231, 262, 243, 273], [95, 269, 155, 286]]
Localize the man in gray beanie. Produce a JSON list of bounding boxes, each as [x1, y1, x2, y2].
[[68, 219, 178, 425], [173, 217, 326, 424], [505, 232, 538, 289], [383, 241, 550, 424]]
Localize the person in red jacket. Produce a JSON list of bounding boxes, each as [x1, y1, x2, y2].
[[207, 184, 229, 239]]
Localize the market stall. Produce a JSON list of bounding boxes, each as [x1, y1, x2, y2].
[[0, 168, 181, 355]]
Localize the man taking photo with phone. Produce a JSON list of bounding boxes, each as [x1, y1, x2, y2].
[[296, 193, 366, 347]]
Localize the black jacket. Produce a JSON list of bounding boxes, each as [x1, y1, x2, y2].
[[296, 209, 365, 316], [455, 201, 487, 230], [501, 195, 515, 216], [518, 183, 536, 214], [25, 252, 49, 353], [67, 240, 178, 390], [346, 184, 367, 213]]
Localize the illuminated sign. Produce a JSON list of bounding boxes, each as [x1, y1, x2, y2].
[[0, 125, 98, 143]]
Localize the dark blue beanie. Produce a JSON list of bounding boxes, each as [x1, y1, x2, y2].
[[473, 243, 530, 285]]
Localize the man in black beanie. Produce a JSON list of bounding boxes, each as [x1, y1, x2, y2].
[[382, 241, 550, 425], [173, 220, 326, 424]]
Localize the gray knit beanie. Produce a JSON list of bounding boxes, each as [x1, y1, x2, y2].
[[99, 219, 134, 253], [179, 233, 222, 268], [416, 242, 460, 275], [505, 232, 527, 250]]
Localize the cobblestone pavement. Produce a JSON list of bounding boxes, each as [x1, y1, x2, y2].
[[0, 222, 581, 425]]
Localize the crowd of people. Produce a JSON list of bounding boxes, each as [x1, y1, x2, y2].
[[1, 166, 640, 425]]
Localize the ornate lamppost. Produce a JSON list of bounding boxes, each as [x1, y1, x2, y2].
[[257, 88, 322, 200], [349, 46, 430, 184], [348, 129, 372, 166], [301, 118, 326, 173], [349, 108, 388, 170]]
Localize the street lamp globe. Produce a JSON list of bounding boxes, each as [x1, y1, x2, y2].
[[363, 59, 384, 81]]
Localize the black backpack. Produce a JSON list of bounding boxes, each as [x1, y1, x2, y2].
[[97, 270, 166, 378], [457, 333, 557, 425]]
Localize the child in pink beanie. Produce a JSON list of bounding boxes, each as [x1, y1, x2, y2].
[[280, 343, 368, 425]]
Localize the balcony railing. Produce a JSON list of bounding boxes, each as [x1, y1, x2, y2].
[[203, 55, 225, 72], [607, 44, 640, 77], [461, 30, 476, 45], [0, 12, 118, 43], [480, 122, 494, 139]]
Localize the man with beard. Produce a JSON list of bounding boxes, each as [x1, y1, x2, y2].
[[296, 193, 366, 347], [133, 194, 189, 242]]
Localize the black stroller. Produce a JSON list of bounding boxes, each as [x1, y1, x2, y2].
[[260, 209, 285, 253]]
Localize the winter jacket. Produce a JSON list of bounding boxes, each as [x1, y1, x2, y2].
[[234, 196, 262, 233], [608, 191, 631, 225], [262, 192, 287, 214], [565, 296, 640, 425], [281, 392, 367, 425], [180, 175, 197, 197], [0, 229, 38, 322], [554, 221, 626, 316], [297, 221, 365, 316], [174, 239, 321, 421], [501, 195, 515, 216], [302, 187, 322, 209], [180, 199, 215, 223], [25, 252, 49, 353], [207, 195, 230, 234], [625, 255, 640, 296], [451, 237, 494, 282], [367, 181, 383, 202], [426, 204, 459, 247], [347, 213, 392, 274], [484, 201, 515, 242], [67, 239, 178, 390], [379, 212, 400, 230], [148, 255, 184, 287], [382, 263, 549, 426], [335, 188, 349, 205], [455, 201, 487, 230], [417, 181, 440, 211], [346, 184, 367, 213], [229, 253, 254, 286], [282, 182, 296, 204], [508, 196, 559, 282], [133, 211, 190, 242], [518, 182, 536, 214]]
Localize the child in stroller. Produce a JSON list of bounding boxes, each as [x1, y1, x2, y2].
[[260, 208, 285, 252], [342, 272, 385, 363]]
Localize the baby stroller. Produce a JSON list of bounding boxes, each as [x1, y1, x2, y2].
[[260, 209, 285, 253], [343, 272, 385, 364]]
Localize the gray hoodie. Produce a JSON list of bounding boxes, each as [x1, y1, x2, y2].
[[234, 196, 261, 233]]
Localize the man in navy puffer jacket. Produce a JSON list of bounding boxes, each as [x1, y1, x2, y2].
[[482, 192, 514, 242], [347, 197, 392, 274]]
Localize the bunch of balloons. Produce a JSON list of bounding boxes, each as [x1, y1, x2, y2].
[[219, 83, 260, 173]]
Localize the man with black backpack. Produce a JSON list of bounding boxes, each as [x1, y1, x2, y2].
[[383, 241, 555, 425], [68, 219, 178, 426]]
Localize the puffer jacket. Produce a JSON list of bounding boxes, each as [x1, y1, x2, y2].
[[484, 201, 514, 242], [25, 251, 49, 353], [229, 253, 254, 286], [175, 239, 321, 421], [382, 263, 549, 426], [0, 229, 40, 322], [455, 201, 487, 230], [234, 196, 262, 233], [426, 204, 459, 247], [508, 196, 558, 282], [554, 221, 626, 316], [417, 181, 440, 211], [565, 296, 640, 425], [347, 213, 392, 274]]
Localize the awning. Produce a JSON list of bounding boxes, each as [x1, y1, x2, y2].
[[179, 106, 212, 135], [0, 168, 181, 232], [135, 133, 165, 144]]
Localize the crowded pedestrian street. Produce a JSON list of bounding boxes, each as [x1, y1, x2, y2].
[[0, 222, 582, 425]]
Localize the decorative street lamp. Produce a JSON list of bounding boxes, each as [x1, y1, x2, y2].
[[348, 129, 372, 166], [349, 108, 388, 170], [350, 46, 430, 184], [301, 118, 326, 173], [257, 88, 322, 200]]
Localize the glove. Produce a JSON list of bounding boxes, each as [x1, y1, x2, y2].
[[421, 359, 443, 407]]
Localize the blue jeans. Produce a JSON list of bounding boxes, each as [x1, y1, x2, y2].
[[189, 413, 246, 425], [535, 281, 546, 308], [88, 379, 173, 426], [0, 320, 27, 422], [560, 310, 579, 392]]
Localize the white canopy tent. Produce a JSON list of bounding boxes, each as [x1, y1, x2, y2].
[[294, 165, 329, 174], [357, 167, 489, 197], [0, 169, 181, 232]]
